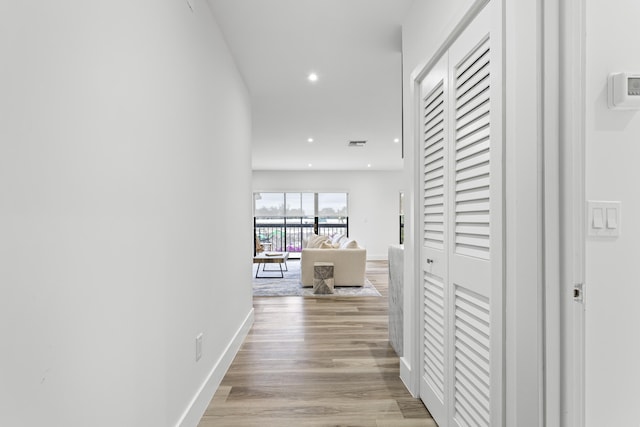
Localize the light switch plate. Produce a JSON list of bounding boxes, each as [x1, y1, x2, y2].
[[587, 201, 621, 237]]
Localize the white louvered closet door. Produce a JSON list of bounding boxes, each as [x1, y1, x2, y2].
[[418, 3, 503, 427], [419, 56, 449, 425]]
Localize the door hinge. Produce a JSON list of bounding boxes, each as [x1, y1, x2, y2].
[[573, 283, 584, 303]]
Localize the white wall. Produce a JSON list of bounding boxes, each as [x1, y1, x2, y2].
[[252, 170, 403, 259], [0, 1, 253, 426], [584, 1, 640, 425]]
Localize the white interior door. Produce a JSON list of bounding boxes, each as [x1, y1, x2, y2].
[[419, 55, 449, 425], [418, 3, 503, 427]]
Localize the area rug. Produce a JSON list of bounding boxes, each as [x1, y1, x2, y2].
[[253, 260, 381, 297]]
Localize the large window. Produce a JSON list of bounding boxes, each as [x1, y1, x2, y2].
[[253, 192, 349, 254]]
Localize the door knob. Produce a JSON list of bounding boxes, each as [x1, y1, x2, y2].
[[427, 259, 434, 264]]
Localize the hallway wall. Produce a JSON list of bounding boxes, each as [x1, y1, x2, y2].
[[252, 170, 403, 259], [0, 1, 253, 426], [584, 1, 640, 424]]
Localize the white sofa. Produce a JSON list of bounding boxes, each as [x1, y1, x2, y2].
[[300, 235, 367, 287]]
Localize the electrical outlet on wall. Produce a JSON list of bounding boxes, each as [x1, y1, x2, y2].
[[195, 333, 203, 361]]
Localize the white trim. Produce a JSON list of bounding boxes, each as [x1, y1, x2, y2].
[[559, 0, 586, 425], [399, 357, 418, 398], [503, 0, 548, 425], [176, 308, 254, 427], [408, 55, 422, 399], [542, 0, 562, 426], [409, 0, 490, 85]]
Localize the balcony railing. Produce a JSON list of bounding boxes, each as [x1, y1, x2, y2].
[[254, 217, 349, 254]]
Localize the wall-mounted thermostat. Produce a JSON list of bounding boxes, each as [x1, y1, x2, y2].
[[608, 73, 640, 110]]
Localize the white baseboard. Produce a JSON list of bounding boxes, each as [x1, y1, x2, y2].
[[400, 356, 418, 398], [367, 255, 389, 261], [176, 308, 254, 427]]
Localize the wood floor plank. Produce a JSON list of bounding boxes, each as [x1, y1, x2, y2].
[[197, 260, 435, 426]]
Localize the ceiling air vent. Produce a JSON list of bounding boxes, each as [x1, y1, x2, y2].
[[348, 140, 367, 147]]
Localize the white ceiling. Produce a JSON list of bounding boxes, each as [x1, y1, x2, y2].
[[207, 0, 413, 171]]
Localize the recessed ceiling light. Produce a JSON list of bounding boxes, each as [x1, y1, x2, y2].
[[308, 163, 313, 167], [394, 138, 400, 143], [307, 137, 314, 143], [308, 72, 318, 82], [367, 164, 372, 168]]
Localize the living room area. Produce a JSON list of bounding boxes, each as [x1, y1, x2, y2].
[[253, 170, 403, 262], [251, 169, 403, 295]]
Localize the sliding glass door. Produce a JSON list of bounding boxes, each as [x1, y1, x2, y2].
[[253, 192, 349, 254]]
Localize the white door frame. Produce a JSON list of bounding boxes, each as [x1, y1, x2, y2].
[[559, 0, 586, 425]]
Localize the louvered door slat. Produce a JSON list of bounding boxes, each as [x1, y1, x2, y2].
[[426, 175, 445, 190], [425, 163, 444, 175], [456, 73, 490, 109], [456, 362, 490, 412], [456, 163, 490, 182], [424, 91, 445, 117], [424, 274, 446, 401], [425, 105, 444, 126], [425, 171, 444, 185], [456, 49, 490, 91], [455, 380, 490, 427], [425, 197, 444, 212], [424, 189, 442, 202], [423, 81, 446, 250], [456, 234, 490, 249], [457, 151, 490, 172], [455, 224, 490, 236], [424, 349, 445, 386], [454, 286, 491, 427], [456, 119, 490, 143], [455, 344, 490, 385], [458, 139, 490, 161], [426, 157, 445, 174], [456, 199, 490, 213], [457, 126, 490, 151], [456, 188, 490, 203], [425, 222, 445, 233], [455, 43, 490, 81], [454, 36, 491, 262], [425, 98, 444, 122], [457, 87, 490, 119], [456, 211, 490, 223], [424, 203, 444, 214], [425, 124, 445, 143], [425, 141, 444, 159], [456, 102, 490, 131], [457, 175, 490, 192], [424, 316, 445, 348]]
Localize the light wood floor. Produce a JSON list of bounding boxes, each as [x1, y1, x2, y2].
[[198, 260, 436, 427]]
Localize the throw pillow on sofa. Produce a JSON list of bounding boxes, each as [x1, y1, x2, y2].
[[307, 234, 330, 248], [330, 233, 345, 245], [340, 239, 359, 249]]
